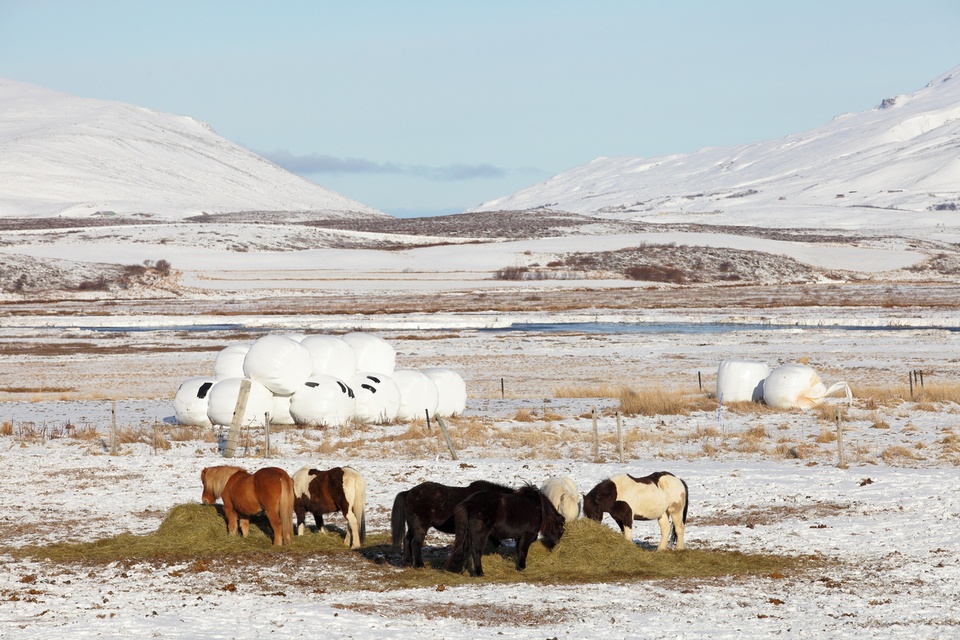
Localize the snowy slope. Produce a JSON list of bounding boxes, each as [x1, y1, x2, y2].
[[0, 78, 385, 219], [472, 66, 960, 231]]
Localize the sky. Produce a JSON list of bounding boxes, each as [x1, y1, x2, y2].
[[1, 1, 958, 218]]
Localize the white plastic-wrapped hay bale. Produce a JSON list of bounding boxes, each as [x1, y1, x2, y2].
[[173, 377, 216, 427], [423, 367, 467, 417], [270, 394, 296, 425], [342, 332, 395, 375], [350, 372, 401, 423], [300, 335, 358, 380], [289, 375, 357, 427], [214, 344, 249, 380], [393, 369, 440, 422], [716, 359, 771, 404], [206, 377, 274, 427], [242, 334, 313, 396], [763, 363, 851, 409]]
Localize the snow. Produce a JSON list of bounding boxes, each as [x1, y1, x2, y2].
[[2, 315, 960, 639], [0, 78, 385, 219]]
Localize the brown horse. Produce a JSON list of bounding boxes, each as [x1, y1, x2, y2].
[[200, 465, 295, 546]]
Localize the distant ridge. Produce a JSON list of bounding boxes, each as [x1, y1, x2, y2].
[[0, 78, 385, 219], [471, 66, 960, 231]]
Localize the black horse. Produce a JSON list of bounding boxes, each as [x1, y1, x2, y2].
[[391, 479, 514, 568], [445, 484, 566, 577]]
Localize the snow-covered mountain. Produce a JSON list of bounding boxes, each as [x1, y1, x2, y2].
[[472, 66, 960, 231], [0, 78, 385, 219]]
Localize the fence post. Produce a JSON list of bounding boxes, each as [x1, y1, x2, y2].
[[264, 412, 271, 458], [224, 379, 252, 459], [836, 409, 847, 469], [591, 406, 600, 463], [909, 370, 914, 398], [110, 400, 117, 456], [435, 415, 459, 461], [501, 378, 505, 399], [616, 411, 624, 464]]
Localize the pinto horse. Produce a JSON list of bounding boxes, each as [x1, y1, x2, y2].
[[292, 466, 366, 549], [200, 465, 295, 546], [391, 479, 514, 568], [540, 476, 580, 523], [582, 471, 688, 550], [445, 484, 566, 577]]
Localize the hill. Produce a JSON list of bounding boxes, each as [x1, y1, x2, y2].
[[0, 78, 384, 220], [470, 66, 960, 232]]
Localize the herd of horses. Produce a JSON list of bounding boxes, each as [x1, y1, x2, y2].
[[200, 464, 689, 576]]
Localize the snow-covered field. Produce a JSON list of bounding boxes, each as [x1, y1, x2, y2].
[[1, 314, 959, 639]]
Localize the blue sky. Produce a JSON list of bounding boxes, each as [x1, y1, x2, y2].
[[1, 1, 958, 217]]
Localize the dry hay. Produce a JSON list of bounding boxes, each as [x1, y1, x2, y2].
[[10, 507, 814, 589]]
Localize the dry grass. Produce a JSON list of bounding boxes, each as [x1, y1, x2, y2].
[[553, 384, 627, 398], [618, 386, 712, 417]]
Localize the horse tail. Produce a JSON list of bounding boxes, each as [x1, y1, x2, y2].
[[350, 469, 367, 544], [670, 477, 690, 546], [280, 474, 295, 546], [445, 503, 470, 573], [390, 491, 408, 549]]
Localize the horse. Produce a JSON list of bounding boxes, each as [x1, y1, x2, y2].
[[445, 484, 566, 577], [200, 465, 295, 546], [292, 466, 366, 549], [582, 471, 688, 550], [540, 476, 580, 523], [391, 479, 514, 568]]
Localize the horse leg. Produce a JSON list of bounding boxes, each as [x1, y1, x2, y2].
[[312, 510, 325, 534], [239, 516, 250, 538], [656, 513, 671, 550], [515, 532, 537, 571], [345, 509, 360, 549], [266, 510, 284, 546], [610, 501, 634, 541], [294, 503, 307, 536], [410, 522, 428, 568], [671, 507, 685, 550], [402, 527, 414, 566], [469, 525, 487, 577], [223, 501, 239, 536]]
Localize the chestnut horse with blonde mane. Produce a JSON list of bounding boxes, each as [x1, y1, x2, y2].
[[200, 465, 295, 546]]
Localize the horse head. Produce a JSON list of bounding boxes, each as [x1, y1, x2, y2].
[[537, 489, 566, 549]]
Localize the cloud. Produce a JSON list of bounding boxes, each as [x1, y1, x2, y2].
[[259, 149, 509, 181]]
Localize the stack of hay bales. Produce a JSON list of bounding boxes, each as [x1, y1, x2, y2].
[[173, 331, 466, 427]]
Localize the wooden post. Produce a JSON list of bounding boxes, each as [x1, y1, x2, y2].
[[697, 371, 702, 392], [435, 415, 459, 461], [909, 370, 914, 398], [616, 411, 624, 463], [591, 406, 600, 463], [110, 400, 117, 456], [264, 412, 271, 458], [224, 379, 252, 459], [836, 409, 847, 469], [425, 409, 432, 433], [500, 378, 505, 399]]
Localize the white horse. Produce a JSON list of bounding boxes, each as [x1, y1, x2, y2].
[[540, 476, 580, 523], [292, 465, 367, 548], [582, 471, 688, 550]]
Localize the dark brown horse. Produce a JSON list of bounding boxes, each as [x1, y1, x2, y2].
[[200, 465, 294, 546], [292, 466, 366, 549], [445, 484, 565, 577], [391, 480, 514, 568]]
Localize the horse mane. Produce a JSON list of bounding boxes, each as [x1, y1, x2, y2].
[[202, 465, 244, 499], [468, 479, 514, 493]]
